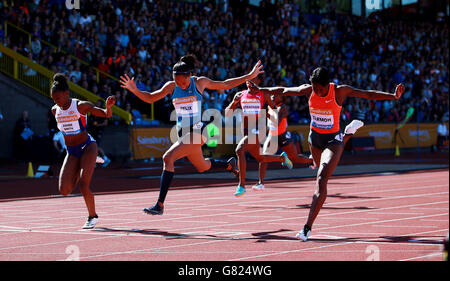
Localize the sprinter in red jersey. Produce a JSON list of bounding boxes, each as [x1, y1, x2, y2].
[[225, 76, 293, 197], [255, 95, 313, 191]]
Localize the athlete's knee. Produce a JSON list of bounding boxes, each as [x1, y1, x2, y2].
[[77, 178, 91, 191], [316, 174, 329, 192], [253, 154, 264, 163], [162, 151, 174, 164], [79, 183, 93, 196], [59, 183, 73, 196], [235, 144, 246, 156], [197, 165, 209, 173], [314, 181, 327, 200]]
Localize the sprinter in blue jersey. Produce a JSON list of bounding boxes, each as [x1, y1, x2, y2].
[[120, 55, 264, 215]]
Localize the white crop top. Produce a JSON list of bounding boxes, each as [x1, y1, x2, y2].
[[54, 99, 87, 135]]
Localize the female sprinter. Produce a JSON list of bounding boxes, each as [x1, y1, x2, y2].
[[256, 95, 363, 190], [119, 55, 264, 215], [255, 94, 313, 191], [51, 73, 116, 229], [247, 67, 403, 241], [224, 77, 294, 197]]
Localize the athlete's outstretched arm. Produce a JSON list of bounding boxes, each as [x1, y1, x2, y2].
[[338, 84, 404, 100], [248, 81, 312, 97], [224, 92, 243, 117], [196, 60, 264, 92], [78, 96, 116, 118], [120, 74, 175, 104]]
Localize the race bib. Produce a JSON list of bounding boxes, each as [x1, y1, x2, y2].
[[241, 98, 261, 116], [310, 109, 334, 130], [173, 96, 200, 117], [56, 115, 82, 134]]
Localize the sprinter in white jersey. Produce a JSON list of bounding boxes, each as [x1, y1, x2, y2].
[[51, 73, 116, 229]]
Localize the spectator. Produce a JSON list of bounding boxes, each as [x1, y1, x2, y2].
[[437, 117, 449, 150], [2, 0, 448, 126], [30, 35, 41, 56], [13, 111, 33, 161]]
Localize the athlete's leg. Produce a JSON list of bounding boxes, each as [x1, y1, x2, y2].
[[58, 153, 81, 196], [257, 135, 273, 186], [78, 142, 98, 218], [258, 162, 267, 185], [186, 138, 212, 173], [235, 136, 250, 188], [160, 141, 198, 202], [164, 132, 212, 173], [306, 143, 344, 228], [282, 143, 313, 165], [163, 140, 197, 172], [146, 132, 210, 215]]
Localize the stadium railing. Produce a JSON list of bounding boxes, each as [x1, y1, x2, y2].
[[0, 43, 132, 124], [4, 20, 155, 121]]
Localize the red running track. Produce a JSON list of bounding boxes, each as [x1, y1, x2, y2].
[[0, 170, 448, 261]]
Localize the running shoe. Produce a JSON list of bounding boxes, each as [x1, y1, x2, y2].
[[296, 225, 311, 242], [96, 156, 105, 164], [102, 155, 111, 167], [280, 152, 293, 169], [234, 185, 246, 197], [143, 203, 164, 215], [82, 215, 98, 229], [344, 120, 364, 135], [226, 157, 239, 178], [252, 183, 265, 191]]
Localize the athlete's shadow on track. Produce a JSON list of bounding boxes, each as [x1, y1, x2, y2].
[[94, 227, 257, 240], [94, 227, 299, 241], [94, 227, 218, 239], [294, 204, 377, 210], [304, 235, 443, 245], [93, 227, 442, 245]]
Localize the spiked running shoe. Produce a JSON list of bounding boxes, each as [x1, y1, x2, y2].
[[234, 185, 246, 197], [82, 215, 98, 229], [296, 225, 311, 241], [281, 152, 293, 169], [143, 203, 164, 215], [226, 157, 239, 178], [344, 120, 364, 135], [252, 183, 265, 191]]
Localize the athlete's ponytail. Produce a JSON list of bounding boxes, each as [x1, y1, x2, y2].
[[173, 54, 197, 75], [51, 73, 69, 93]]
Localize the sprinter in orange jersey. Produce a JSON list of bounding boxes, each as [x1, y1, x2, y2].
[[247, 67, 404, 241]]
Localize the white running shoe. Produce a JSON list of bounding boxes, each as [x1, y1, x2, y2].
[[252, 183, 265, 191], [296, 226, 311, 242], [96, 156, 105, 164], [82, 216, 98, 229], [344, 120, 364, 135]]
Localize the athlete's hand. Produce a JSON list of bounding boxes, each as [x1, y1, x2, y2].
[[394, 84, 405, 99], [105, 96, 116, 108], [120, 74, 138, 93], [247, 60, 264, 80], [246, 80, 260, 94], [233, 92, 243, 102]]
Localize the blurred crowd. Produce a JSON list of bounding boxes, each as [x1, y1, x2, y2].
[[0, 0, 448, 126]]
